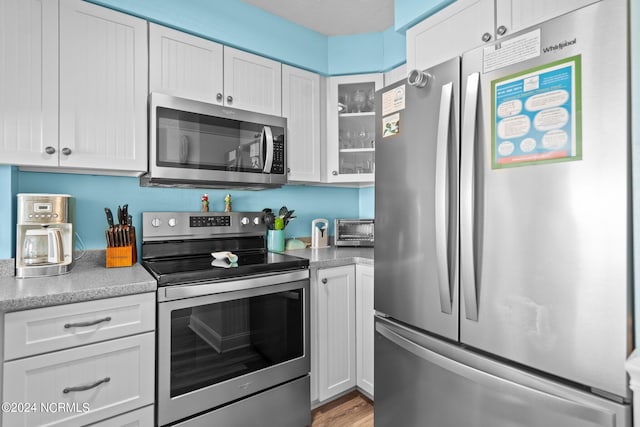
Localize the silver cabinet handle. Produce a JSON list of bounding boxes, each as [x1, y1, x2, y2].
[[435, 82, 454, 314], [481, 32, 492, 42], [460, 72, 480, 321], [376, 322, 615, 427], [287, 167, 291, 173], [63, 377, 110, 394], [64, 316, 112, 329], [216, 93, 223, 101], [496, 25, 507, 36], [44, 146, 56, 155], [61, 147, 72, 156], [321, 278, 328, 284], [332, 171, 338, 176], [227, 95, 233, 104]]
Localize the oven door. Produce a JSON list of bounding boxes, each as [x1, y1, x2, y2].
[[157, 270, 309, 426]]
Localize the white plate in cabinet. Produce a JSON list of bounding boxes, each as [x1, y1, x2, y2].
[[4, 293, 155, 361], [3, 332, 154, 427], [85, 405, 154, 427]]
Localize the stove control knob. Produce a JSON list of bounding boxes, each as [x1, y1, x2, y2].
[[241, 217, 250, 225], [168, 218, 176, 227], [253, 217, 261, 225], [151, 218, 161, 228]]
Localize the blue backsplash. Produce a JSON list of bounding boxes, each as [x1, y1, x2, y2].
[[12, 171, 368, 254]]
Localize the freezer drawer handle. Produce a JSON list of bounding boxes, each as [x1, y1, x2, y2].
[[460, 72, 480, 321], [376, 322, 615, 427], [435, 81, 454, 314]]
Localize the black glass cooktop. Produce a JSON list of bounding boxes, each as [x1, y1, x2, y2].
[[142, 250, 309, 286]]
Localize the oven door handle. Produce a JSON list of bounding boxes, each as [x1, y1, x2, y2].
[[159, 270, 309, 301]]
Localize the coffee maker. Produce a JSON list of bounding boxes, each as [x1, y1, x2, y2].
[[16, 194, 73, 278]]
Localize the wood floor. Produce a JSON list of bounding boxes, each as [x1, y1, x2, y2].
[[311, 391, 374, 427]]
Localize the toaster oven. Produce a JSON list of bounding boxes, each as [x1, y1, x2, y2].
[[334, 219, 374, 247]]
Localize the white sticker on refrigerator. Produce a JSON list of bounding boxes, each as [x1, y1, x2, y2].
[[491, 55, 582, 169], [483, 29, 541, 73], [382, 85, 406, 116]]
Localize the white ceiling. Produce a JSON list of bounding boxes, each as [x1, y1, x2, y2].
[[240, 0, 395, 36]]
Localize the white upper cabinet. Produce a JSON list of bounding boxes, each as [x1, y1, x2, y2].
[[149, 25, 282, 117], [149, 23, 224, 104], [495, 0, 600, 38], [406, 0, 494, 72], [0, 0, 58, 167], [326, 73, 382, 184], [407, 0, 600, 71], [59, 0, 148, 174], [224, 46, 282, 116], [282, 65, 321, 182]]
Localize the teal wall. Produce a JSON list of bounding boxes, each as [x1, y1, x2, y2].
[[16, 172, 360, 251], [86, 0, 406, 75], [359, 187, 375, 219], [394, 0, 455, 32], [0, 166, 17, 259]]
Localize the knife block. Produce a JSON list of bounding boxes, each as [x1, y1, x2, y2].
[[106, 227, 137, 268]]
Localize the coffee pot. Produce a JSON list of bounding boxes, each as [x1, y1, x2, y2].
[[22, 228, 64, 265], [16, 194, 73, 278]]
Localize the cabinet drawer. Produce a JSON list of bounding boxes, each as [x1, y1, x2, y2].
[[88, 405, 154, 427], [5, 293, 155, 360], [3, 332, 155, 427]]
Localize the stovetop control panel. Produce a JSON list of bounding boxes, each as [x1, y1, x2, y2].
[[142, 211, 265, 241]]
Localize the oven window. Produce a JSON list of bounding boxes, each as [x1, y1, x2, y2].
[[169, 289, 304, 397], [156, 107, 285, 173]]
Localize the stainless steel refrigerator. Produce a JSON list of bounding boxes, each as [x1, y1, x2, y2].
[[374, 1, 632, 425]]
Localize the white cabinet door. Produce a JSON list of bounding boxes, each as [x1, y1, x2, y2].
[[282, 65, 321, 182], [326, 73, 382, 184], [316, 265, 356, 401], [5, 292, 155, 360], [59, 0, 147, 173], [87, 405, 154, 427], [406, 0, 494, 72], [356, 264, 374, 397], [495, 0, 601, 39], [0, 0, 58, 167], [3, 332, 154, 427], [149, 23, 224, 104], [223, 46, 282, 116]]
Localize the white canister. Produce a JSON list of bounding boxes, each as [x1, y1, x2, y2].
[[311, 218, 329, 248]]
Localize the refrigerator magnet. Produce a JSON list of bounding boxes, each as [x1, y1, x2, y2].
[[491, 55, 582, 169]]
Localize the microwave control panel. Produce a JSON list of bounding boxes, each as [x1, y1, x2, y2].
[[271, 139, 285, 174]]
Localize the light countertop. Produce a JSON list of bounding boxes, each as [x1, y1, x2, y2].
[[0, 251, 156, 313], [284, 246, 373, 269]]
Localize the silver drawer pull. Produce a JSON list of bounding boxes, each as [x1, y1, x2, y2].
[[63, 377, 110, 394], [64, 316, 112, 329]]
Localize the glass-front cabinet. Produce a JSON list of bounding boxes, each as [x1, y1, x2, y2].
[[326, 73, 383, 183]]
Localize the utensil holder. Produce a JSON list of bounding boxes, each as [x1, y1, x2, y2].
[[106, 227, 137, 268]]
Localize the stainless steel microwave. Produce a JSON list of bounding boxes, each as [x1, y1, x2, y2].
[[141, 93, 287, 189]]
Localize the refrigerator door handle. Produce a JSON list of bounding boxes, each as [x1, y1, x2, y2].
[[376, 321, 616, 427], [435, 82, 454, 314], [460, 72, 480, 321]]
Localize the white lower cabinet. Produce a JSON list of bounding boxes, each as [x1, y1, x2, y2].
[[314, 265, 357, 402], [312, 263, 374, 404], [356, 264, 374, 397], [2, 293, 156, 427], [87, 405, 154, 427]]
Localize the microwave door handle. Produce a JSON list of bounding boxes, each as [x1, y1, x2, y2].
[[262, 126, 274, 173]]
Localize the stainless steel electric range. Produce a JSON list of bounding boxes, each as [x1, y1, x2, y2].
[[141, 211, 310, 427]]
